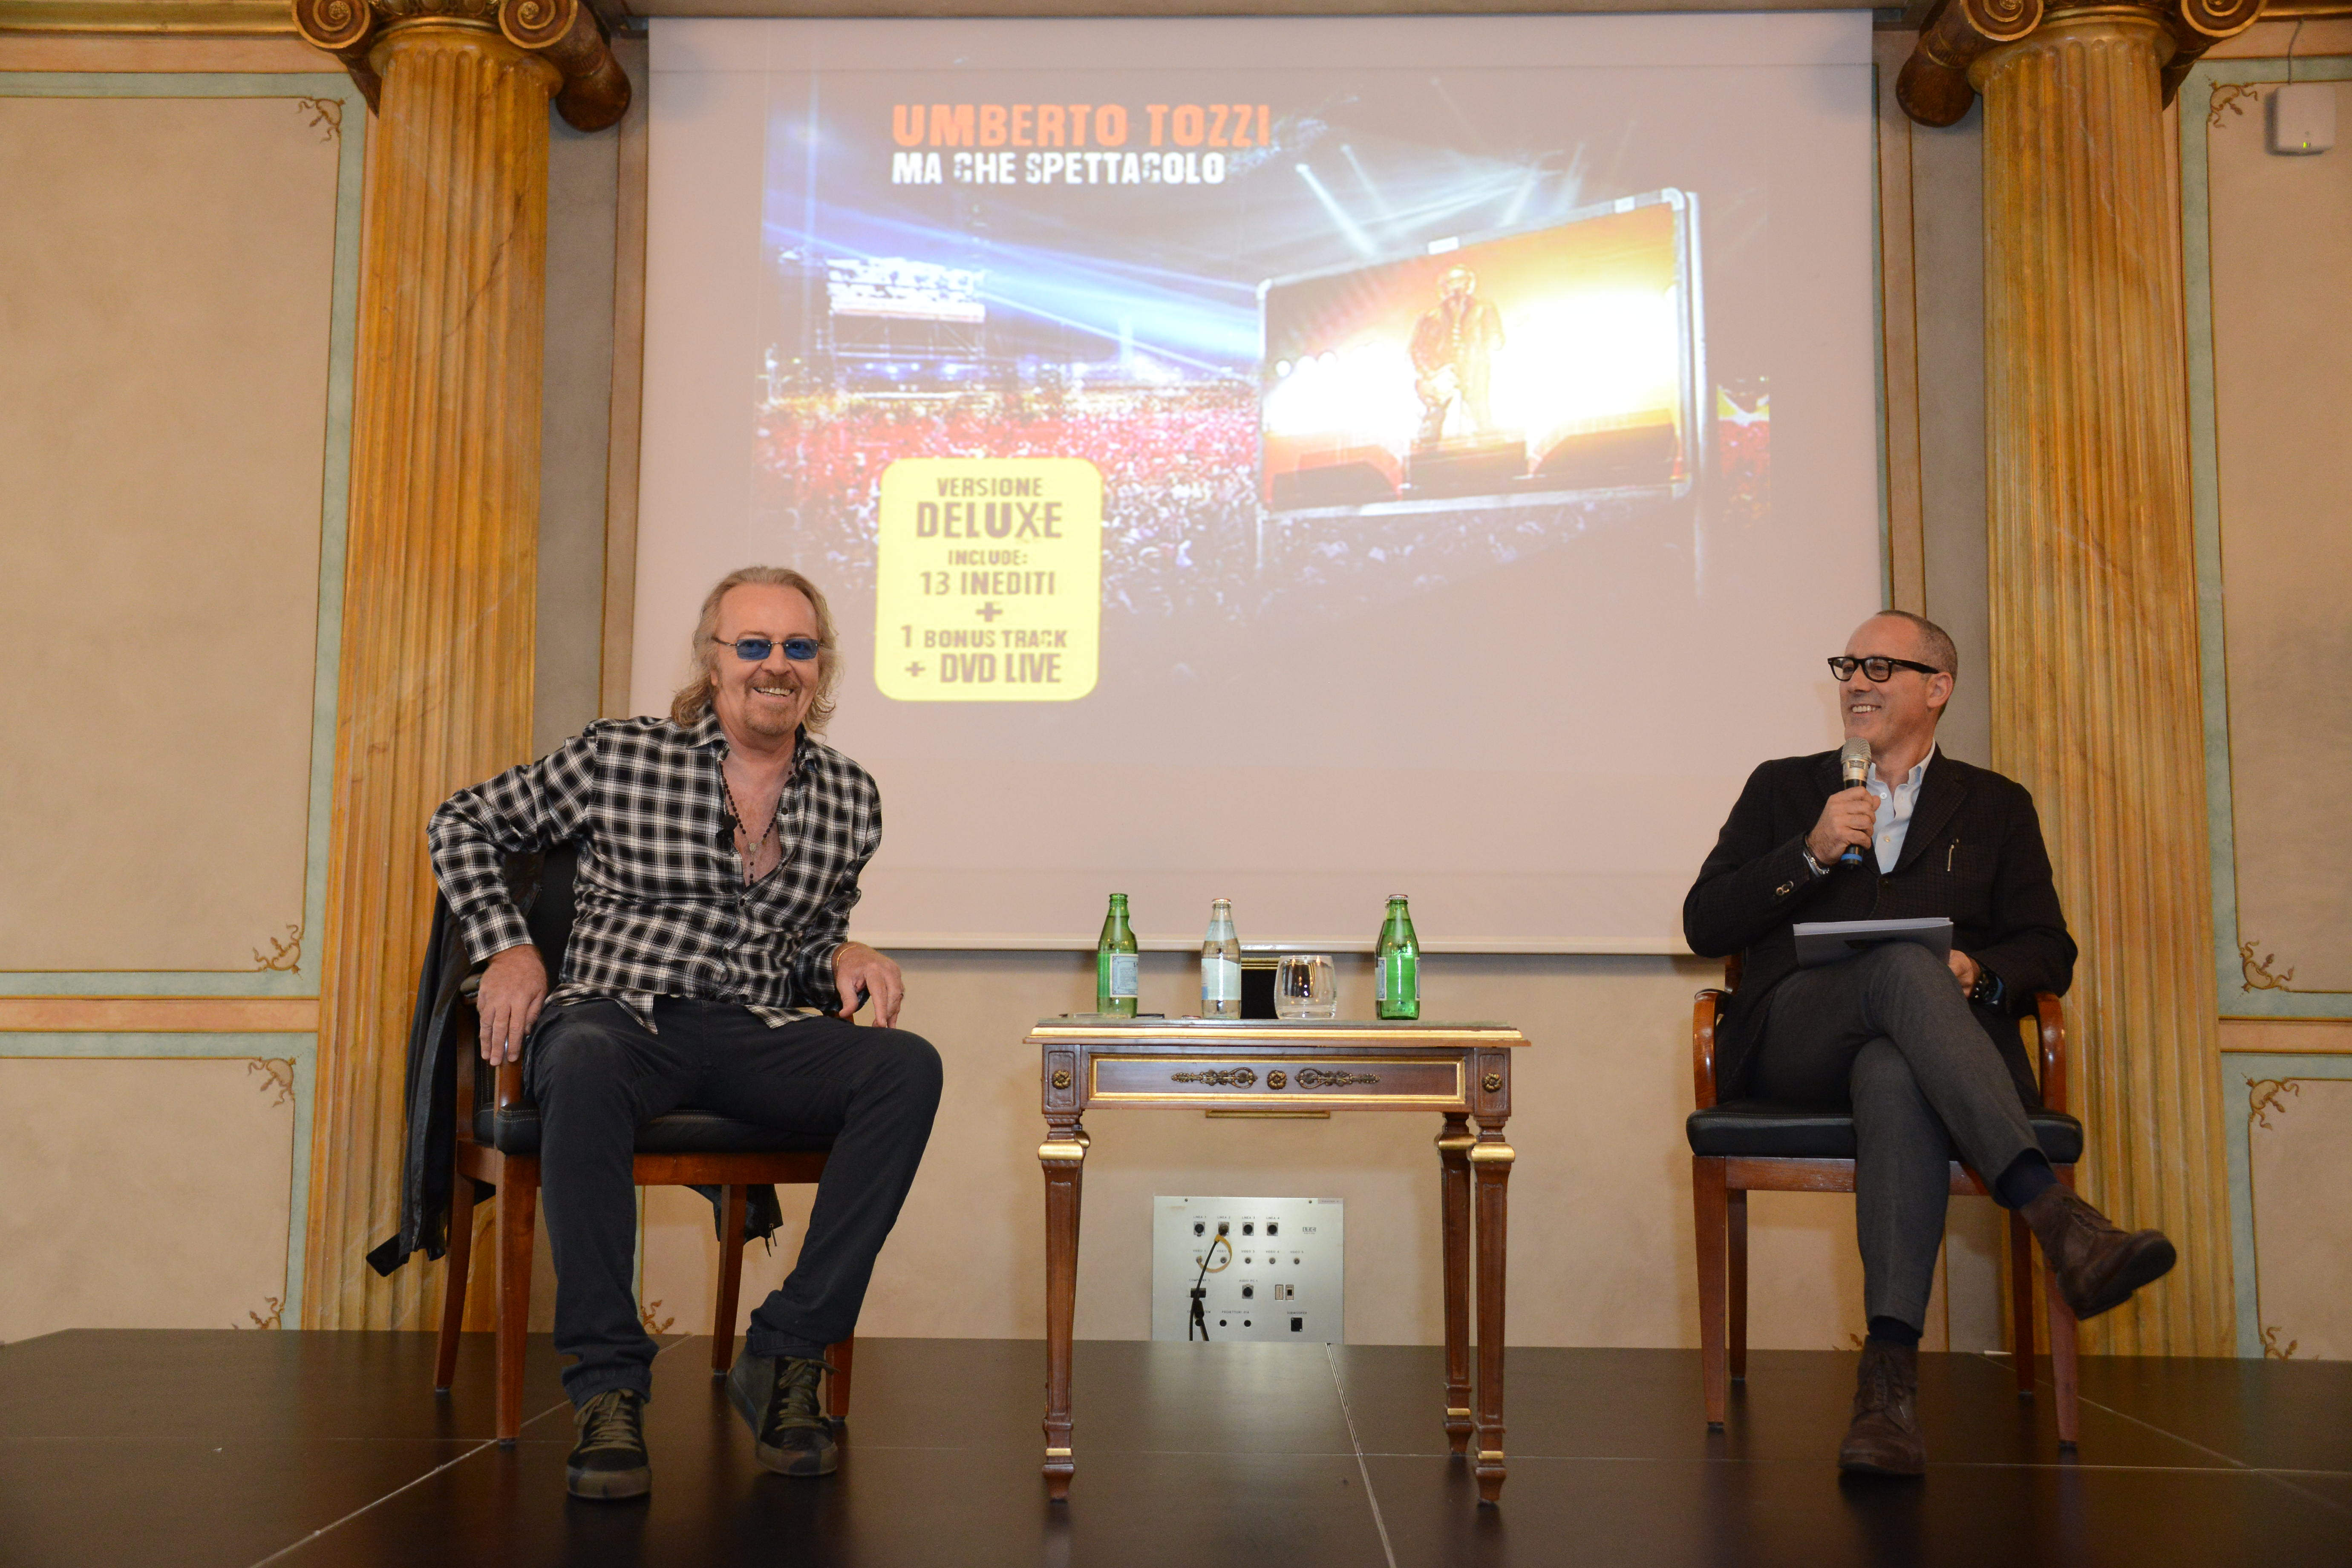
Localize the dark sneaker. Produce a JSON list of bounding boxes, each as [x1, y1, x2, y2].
[[726, 1351, 838, 1476], [566, 1388, 650, 1500], [2021, 1185, 2178, 1321], [1837, 1341, 1925, 1476]]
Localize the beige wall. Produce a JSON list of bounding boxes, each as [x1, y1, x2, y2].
[[536, 97, 626, 757]]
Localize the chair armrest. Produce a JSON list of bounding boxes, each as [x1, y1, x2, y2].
[[1692, 989, 1727, 1110], [2034, 992, 2066, 1114]]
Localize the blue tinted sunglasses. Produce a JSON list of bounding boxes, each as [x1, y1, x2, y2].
[[715, 635, 821, 662]]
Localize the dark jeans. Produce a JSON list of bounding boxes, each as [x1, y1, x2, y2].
[[1750, 942, 2039, 1332], [524, 997, 942, 1407]]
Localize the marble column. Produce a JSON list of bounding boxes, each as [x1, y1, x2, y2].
[[1954, 0, 2248, 1356], [291, 0, 625, 1328]]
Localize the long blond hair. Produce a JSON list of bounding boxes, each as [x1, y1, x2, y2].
[[669, 566, 842, 732]]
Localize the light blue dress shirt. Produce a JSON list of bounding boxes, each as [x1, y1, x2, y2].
[[1867, 745, 1936, 873]]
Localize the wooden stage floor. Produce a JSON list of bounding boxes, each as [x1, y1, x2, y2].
[[3, 1332, 2348, 1567]]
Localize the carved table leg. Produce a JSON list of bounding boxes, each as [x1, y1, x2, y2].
[[1040, 1117, 1087, 1499], [1471, 1117, 1513, 1504], [1437, 1114, 1475, 1455]]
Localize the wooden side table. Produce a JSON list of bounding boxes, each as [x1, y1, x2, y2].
[[1028, 1016, 1526, 1504]]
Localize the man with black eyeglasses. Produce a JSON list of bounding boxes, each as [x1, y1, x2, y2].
[[428, 565, 940, 1500], [1683, 611, 2174, 1476]]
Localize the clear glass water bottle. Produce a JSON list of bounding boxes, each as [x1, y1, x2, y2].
[[1096, 893, 1139, 1017], [1376, 895, 1421, 1020], [1200, 898, 1241, 1018]]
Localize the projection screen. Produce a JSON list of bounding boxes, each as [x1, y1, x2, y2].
[[637, 14, 1882, 951]]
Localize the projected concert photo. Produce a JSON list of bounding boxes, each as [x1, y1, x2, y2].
[[1260, 193, 1701, 512]]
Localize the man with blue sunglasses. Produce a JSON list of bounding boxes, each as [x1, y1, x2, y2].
[[429, 565, 940, 1499]]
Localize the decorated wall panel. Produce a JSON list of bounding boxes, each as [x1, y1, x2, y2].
[[2185, 62, 2352, 1017], [0, 77, 359, 993], [0, 1041, 314, 1341], [2227, 1059, 2352, 1362], [0, 69, 362, 1339]]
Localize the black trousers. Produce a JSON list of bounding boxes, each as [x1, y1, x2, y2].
[[1750, 942, 2039, 1332], [525, 997, 942, 1407]]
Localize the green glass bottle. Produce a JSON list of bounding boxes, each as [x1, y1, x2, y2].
[[1376, 895, 1420, 1020], [1096, 893, 1139, 1017]]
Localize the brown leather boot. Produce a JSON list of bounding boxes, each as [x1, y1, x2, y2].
[[2021, 1185, 2177, 1321], [1837, 1340, 1925, 1476]]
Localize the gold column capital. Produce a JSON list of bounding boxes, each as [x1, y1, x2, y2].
[[291, 0, 628, 130], [1898, 0, 2045, 129], [1897, 0, 2262, 127]]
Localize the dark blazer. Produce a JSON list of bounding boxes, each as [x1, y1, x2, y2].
[[1682, 747, 2076, 1103]]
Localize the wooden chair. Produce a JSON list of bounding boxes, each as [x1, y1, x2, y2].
[[1686, 958, 2082, 1445], [429, 844, 855, 1443]]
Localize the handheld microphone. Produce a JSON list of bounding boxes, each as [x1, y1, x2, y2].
[[1837, 737, 1872, 868]]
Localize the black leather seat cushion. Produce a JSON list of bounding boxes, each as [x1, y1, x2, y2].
[[1687, 1100, 2083, 1163], [479, 1105, 836, 1158]]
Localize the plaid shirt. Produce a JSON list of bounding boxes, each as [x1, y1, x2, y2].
[[427, 713, 881, 1027]]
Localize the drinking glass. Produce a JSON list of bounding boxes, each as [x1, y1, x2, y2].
[[1274, 954, 1338, 1020]]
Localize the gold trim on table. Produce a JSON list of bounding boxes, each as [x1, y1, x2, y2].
[[1030, 1020, 1527, 1048], [1087, 1054, 1466, 1107]]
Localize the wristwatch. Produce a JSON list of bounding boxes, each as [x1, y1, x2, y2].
[[1969, 967, 2008, 1011], [1800, 846, 1829, 879]]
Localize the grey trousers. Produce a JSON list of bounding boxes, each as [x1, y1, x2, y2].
[[1750, 941, 2040, 1331]]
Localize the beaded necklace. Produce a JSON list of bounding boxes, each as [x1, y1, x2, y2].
[[718, 768, 780, 882]]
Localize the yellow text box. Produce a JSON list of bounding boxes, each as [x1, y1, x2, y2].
[[874, 458, 1102, 703]]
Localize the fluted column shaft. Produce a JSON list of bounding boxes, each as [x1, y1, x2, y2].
[[304, 20, 556, 1328], [1974, 9, 2232, 1355]]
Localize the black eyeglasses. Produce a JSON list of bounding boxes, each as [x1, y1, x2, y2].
[[717, 635, 822, 663], [1828, 655, 1943, 682]]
